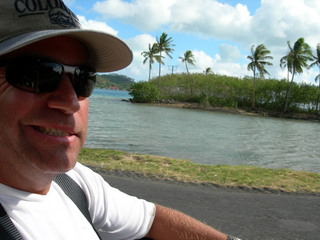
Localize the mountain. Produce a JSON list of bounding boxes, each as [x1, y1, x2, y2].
[[96, 74, 135, 90]]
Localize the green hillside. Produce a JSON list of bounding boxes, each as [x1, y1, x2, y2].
[[96, 73, 135, 90]]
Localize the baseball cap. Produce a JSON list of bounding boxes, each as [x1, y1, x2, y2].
[[0, 0, 133, 72]]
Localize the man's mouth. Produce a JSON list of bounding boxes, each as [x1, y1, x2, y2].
[[33, 126, 71, 137]]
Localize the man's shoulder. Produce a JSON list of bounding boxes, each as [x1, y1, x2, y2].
[[64, 162, 110, 194], [66, 162, 95, 181]]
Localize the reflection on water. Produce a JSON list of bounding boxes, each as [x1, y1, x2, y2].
[[85, 89, 320, 172]]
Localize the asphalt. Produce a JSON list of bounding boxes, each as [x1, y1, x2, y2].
[[93, 169, 320, 240]]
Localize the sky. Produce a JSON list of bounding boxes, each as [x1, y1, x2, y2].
[[65, 0, 320, 84]]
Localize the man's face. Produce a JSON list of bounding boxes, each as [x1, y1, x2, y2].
[[0, 36, 89, 177]]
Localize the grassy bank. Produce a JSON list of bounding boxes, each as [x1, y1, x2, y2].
[[79, 148, 320, 194]]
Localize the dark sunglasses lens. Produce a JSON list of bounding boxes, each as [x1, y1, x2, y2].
[[6, 59, 96, 97], [6, 61, 63, 93], [74, 67, 96, 97], [37, 62, 64, 92]]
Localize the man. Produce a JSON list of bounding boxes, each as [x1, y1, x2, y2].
[[0, 1, 240, 239]]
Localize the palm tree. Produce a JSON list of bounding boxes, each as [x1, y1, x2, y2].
[[156, 32, 175, 81], [280, 54, 292, 82], [309, 43, 320, 114], [141, 43, 162, 81], [204, 67, 213, 74], [281, 38, 314, 112], [247, 44, 273, 108], [179, 50, 196, 74]]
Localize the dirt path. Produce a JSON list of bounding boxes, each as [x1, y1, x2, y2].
[[93, 169, 320, 240]]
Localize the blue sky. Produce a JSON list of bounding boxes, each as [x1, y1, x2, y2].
[[65, 0, 320, 83]]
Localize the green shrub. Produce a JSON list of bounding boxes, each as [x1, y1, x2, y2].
[[146, 73, 319, 114], [129, 81, 160, 103]]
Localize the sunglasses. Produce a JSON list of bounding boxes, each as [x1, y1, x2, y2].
[[2, 57, 96, 98]]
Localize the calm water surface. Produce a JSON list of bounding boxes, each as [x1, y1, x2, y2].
[[85, 89, 320, 172]]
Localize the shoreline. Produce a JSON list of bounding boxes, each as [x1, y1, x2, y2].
[[138, 101, 320, 122], [87, 165, 320, 196]]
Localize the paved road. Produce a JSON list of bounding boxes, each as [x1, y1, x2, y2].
[[95, 169, 320, 240]]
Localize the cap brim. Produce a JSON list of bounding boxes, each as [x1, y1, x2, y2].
[[0, 29, 133, 72]]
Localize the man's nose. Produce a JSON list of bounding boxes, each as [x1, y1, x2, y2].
[[45, 74, 81, 114]]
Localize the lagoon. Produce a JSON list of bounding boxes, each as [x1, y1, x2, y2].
[[85, 89, 320, 173]]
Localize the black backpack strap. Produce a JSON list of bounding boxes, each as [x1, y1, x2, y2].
[[0, 203, 23, 240], [54, 174, 101, 239], [0, 174, 100, 240], [54, 174, 93, 225], [55, 175, 152, 240]]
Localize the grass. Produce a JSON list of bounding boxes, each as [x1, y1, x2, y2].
[[79, 148, 320, 194]]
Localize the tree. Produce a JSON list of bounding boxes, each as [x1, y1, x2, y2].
[[141, 43, 163, 81], [179, 50, 196, 74], [156, 32, 175, 82], [247, 44, 273, 108], [281, 38, 314, 112], [280, 53, 292, 82], [129, 82, 159, 103], [204, 67, 213, 74], [309, 43, 320, 114]]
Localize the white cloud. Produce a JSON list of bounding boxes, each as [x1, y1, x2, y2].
[[169, 0, 252, 42], [218, 44, 242, 63], [251, 0, 320, 47], [123, 34, 158, 80], [93, 0, 174, 31], [93, 0, 252, 39], [92, 0, 320, 47], [126, 34, 156, 52], [188, 50, 215, 73], [77, 15, 118, 35], [296, 68, 318, 85], [89, 0, 320, 82], [92, 0, 320, 45], [94, 0, 136, 18], [215, 62, 247, 77], [175, 50, 247, 77]]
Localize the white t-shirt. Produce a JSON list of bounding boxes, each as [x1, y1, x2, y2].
[[0, 163, 156, 240]]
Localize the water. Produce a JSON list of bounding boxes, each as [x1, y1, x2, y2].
[[85, 89, 320, 172]]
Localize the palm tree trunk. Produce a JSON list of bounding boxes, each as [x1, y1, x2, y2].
[[158, 51, 162, 88], [252, 68, 256, 109], [284, 71, 295, 112], [316, 92, 320, 115], [148, 61, 151, 81], [317, 80, 320, 115], [317, 66, 320, 115], [185, 62, 189, 74]]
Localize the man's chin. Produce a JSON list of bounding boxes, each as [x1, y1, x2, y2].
[[35, 157, 78, 175]]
